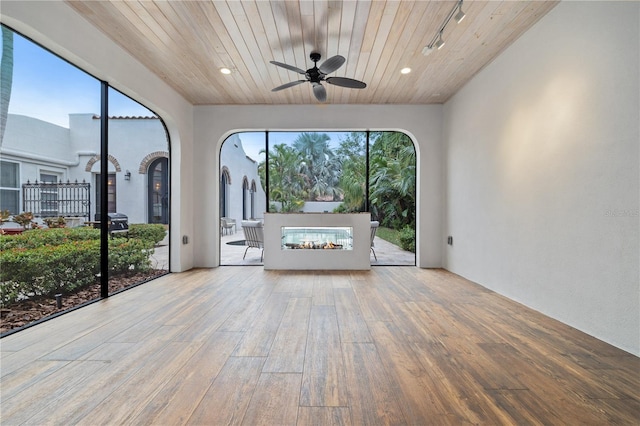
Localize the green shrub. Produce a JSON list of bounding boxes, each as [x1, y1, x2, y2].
[[0, 240, 100, 305], [0, 227, 100, 250], [108, 238, 152, 275], [43, 216, 67, 228], [0, 231, 154, 306], [398, 225, 416, 253], [122, 223, 166, 246]]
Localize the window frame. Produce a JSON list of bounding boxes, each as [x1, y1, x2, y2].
[[0, 159, 21, 214]]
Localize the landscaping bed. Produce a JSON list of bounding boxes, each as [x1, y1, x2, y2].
[[0, 270, 167, 334], [0, 224, 168, 335]]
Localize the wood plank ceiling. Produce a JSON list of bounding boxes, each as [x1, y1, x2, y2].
[[65, 0, 558, 105]]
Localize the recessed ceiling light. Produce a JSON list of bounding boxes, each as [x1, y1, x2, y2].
[[220, 67, 232, 75], [400, 67, 411, 74]]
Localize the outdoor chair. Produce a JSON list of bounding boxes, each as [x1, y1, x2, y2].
[[221, 217, 236, 235], [241, 220, 264, 261], [370, 221, 379, 261]]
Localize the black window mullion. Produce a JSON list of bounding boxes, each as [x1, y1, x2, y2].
[[365, 130, 370, 213], [100, 81, 109, 298], [265, 131, 270, 213]]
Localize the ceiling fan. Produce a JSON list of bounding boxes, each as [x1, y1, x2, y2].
[[270, 52, 367, 102]]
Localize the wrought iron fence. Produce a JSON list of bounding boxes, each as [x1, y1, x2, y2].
[[22, 180, 91, 220]]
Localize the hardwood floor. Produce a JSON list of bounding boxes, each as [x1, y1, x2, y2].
[[1, 267, 638, 425]]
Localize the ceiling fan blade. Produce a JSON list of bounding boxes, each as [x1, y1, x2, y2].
[[326, 76, 367, 89], [271, 80, 307, 92], [318, 55, 345, 74], [313, 83, 327, 102], [269, 60, 306, 74]]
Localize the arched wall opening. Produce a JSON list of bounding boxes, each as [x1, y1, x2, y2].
[[217, 129, 419, 267], [193, 105, 443, 270]]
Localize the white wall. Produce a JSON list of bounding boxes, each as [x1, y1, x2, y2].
[[219, 133, 267, 224], [2, 0, 195, 271], [443, 1, 639, 355], [193, 104, 443, 268]]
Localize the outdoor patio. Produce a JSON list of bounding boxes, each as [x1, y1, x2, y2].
[[218, 228, 415, 266]]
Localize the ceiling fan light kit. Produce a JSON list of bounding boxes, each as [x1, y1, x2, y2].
[[270, 52, 367, 102]]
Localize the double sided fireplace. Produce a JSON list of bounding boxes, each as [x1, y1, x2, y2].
[[281, 226, 353, 250], [264, 213, 371, 270]]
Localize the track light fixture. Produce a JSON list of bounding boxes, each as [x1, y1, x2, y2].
[[422, 0, 466, 55], [454, 3, 466, 23], [435, 32, 445, 50]]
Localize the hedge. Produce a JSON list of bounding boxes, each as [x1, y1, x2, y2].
[[0, 234, 153, 306], [0, 227, 100, 251], [398, 225, 416, 253], [118, 223, 166, 246], [1, 240, 100, 305]]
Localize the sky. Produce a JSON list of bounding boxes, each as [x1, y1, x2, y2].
[[4, 31, 154, 128]]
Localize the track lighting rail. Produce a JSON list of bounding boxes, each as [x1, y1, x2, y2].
[[422, 0, 466, 55]]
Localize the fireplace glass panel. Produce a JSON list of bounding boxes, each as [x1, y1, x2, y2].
[[281, 226, 353, 250]]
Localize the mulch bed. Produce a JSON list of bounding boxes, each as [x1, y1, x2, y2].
[[0, 270, 167, 335]]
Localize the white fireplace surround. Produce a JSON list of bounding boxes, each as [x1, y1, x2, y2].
[[263, 213, 371, 270]]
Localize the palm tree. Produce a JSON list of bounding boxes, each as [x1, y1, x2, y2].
[[262, 143, 306, 212], [336, 132, 366, 211], [293, 132, 342, 200], [1, 26, 14, 147]]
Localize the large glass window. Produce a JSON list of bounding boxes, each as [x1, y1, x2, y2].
[[219, 131, 415, 266], [0, 26, 170, 335], [106, 87, 170, 293]]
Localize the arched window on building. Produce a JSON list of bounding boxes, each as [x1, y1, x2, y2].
[[220, 167, 231, 219], [148, 157, 168, 224], [251, 180, 257, 219], [242, 177, 249, 220]]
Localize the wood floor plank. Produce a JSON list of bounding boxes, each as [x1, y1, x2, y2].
[[312, 271, 336, 305], [329, 272, 353, 289], [218, 278, 276, 332], [241, 372, 302, 426], [1, 359, 113, 424], [75, 341, 202, 425], [342, 342, 406, 425], [24, 326, 187, 425], [0, 360, 70, 404], [263, 297, 311, 373], [1, 267, 638, 426], [351, 278, 396, 322], [297, 406, 352, 426], [187, 356, 265, 425], [368, 320, 451, 423], [173, 284, 254, 342], [132, 331, 244, 425], [300, 305, 349, 407], [333, 288, 372, 343], [411, 342, 515, 425], [232, 292, 290, 357]]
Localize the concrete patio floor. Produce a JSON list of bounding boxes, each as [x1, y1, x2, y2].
[[219, 228, 415, 266], [150, 228, 415, 268]]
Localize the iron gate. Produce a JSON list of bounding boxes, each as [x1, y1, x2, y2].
[[22, 180, 91, 219]]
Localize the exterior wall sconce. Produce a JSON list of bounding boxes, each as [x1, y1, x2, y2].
[[124, 170, 131, 181]]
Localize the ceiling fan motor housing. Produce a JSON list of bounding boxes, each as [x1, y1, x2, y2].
[[307, 52, 324, 83]]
